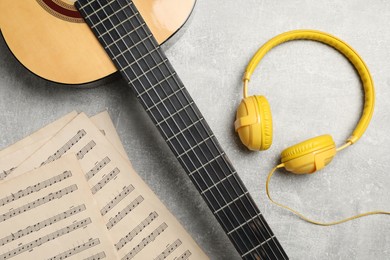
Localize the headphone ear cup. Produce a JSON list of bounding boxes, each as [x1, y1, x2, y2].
[[281, 135, 336, 174], [255, 96, 273, 150], [234, 95, 273, 151]]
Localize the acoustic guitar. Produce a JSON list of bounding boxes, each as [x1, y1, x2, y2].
[[0, 1, 289, 259]]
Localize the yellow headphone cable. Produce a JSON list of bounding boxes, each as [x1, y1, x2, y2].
[[266, 164, 390, 226]]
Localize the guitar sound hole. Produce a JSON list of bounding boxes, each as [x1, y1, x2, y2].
[[36, 0, 84, 23]]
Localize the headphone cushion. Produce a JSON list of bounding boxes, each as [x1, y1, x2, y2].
[[255, 96, 273, 150], [281, 135, 335, 163]]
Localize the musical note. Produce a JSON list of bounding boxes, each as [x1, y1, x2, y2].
[[83, 251, 106, 260], [91, 168, 120, 195], [121, 223, 168, 260], [85, 157, 111, 181], [106, 195, 144, 230], [100, 185, 134, 216], [115, 211, 158, 251], [0, 218, 92, 260], [41, 130, 87, 166], [176, 250, 192, 260], [47, 238, 101, 260], [0, 204, 86, 246], [154, 239, 182, 260], [0, 171, 72, 207], [0, 184, 78, 222], [77, 141, 96, 160], [0, 168, 14, 181]]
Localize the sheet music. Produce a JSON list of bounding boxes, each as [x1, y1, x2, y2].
[[90, 111, 129, 161], [0, 155, 118, 259], [0, 111, 128, 183], [0, 111, 78, 158], [0, 111, 78, 180], [11, 113, 208, 259]]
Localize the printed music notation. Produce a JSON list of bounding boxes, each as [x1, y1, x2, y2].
[[106, 195, 144, 230], [3, 113, 208, 259], [0, 156, 118, 259], [84, 251, 107, 260], [0, 171, 72, 207], [0, 218, 91, 259], [100, 185, 135, 216], [86, 157, 111, 181], [40, 130, 87, 166], [0, 204, 86, 246], [115, 211, 159, 250], [0, 168, 14, 181], [0, 218, 92, 260], [47, 238, 101, 260], [177, 250, 192, 260], [154, 239, 182, 260], [0, 184, 78, 222], [122, 223, 168, 260], [91, 167, 120, 194], [77, 141, 96, 159]]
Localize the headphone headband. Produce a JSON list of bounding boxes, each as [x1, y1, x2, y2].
[[242, 30, 375, 148]]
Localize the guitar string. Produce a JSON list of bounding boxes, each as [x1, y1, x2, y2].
[[101, 1, 280, 258], [101, 1, 259, 254], [123, 5, 281, 257], [124, 3, 285, 258], [128, 9, 286, 260], [79, 0, 285, 258], [96, 0, 250, 255], [91, 0, 247, 253], [111, 1, 265, 256]]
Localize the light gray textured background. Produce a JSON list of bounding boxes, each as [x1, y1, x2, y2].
[[1, 0, 389, 259]]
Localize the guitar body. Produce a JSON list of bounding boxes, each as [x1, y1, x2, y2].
[[0, 0, 195, 85]]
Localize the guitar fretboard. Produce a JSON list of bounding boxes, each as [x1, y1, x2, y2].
[[76, 1, 288, 259]]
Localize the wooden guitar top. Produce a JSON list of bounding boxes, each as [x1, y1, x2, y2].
[[0, 0, 195, 85]]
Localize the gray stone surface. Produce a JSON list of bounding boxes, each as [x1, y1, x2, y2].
[[1, 1, 389, 259]]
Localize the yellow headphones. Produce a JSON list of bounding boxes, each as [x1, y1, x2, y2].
[[236, 30, 389, 225]]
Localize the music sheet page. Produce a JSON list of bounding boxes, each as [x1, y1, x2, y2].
[[0, 111, 77, 158], [89, 111, 129, 161], [0, 155, 118, 259], [0, 111, 78, 181], [10, 113, 208, 259], [1, 111, 126, 183]]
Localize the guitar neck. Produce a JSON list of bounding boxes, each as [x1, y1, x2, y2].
[[76, 1, 288, 259]]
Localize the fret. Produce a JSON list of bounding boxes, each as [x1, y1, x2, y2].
[[228, 216, 274, 245], [91, 3, 130, 29], [120, 50, 164, 77], [195, 171, 236, 194], [190, 154, 234, 183], [141, 82, 183, 112], [177, 134, 214, 158], [111, 33, 151, 59], [158, 103, 203, 140], [145, 85, 185, 112], [164, 118, 202, 144], [76, 0, 288, 258], [136, 72, 175, 98], [227, 212, 263, 235], [241, 237, 275, 259], [96, 13, 138, 38], [210, 182, 248, 211], [242, 236, 289, 260], [214, 191, 249, 214], [186, 153, 224, 176], [77, 0, 103, 15], [154, 101, 195, 129]]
